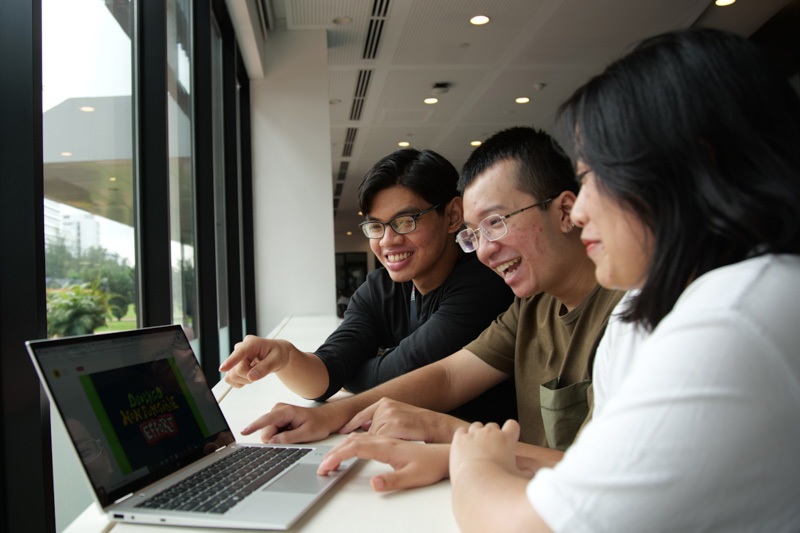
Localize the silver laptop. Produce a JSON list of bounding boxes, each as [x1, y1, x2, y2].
[[26, 325, 357, 530]]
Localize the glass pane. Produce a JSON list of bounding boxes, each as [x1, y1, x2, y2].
[[42, 0, 137, 339], [211, 17, 230, 363], [167, 0, 200, 356]]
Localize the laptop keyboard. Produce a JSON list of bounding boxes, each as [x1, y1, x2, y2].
[[136, 446, 312, 514]]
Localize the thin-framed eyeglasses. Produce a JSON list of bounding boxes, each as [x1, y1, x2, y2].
[[359, 203, 442, 239], [455, 196, 557, 253], [77, 438, 105, 462]]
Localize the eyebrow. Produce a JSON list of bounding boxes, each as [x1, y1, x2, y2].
[[365, 205, 424, 222], [463, 203, 508, 227]]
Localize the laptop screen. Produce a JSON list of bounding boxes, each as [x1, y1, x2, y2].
[[28, 325, 234, 507]]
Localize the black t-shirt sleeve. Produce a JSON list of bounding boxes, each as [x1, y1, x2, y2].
[[311, 272, 395, 401], [343, 255, 514, 393]]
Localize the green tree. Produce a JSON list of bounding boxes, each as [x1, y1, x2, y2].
[[77, 247, 135, 321], [45, 238, 79, 286], [47, 282, 113, 337]]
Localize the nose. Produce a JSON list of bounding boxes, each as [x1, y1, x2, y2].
[[476, 236, 501, 265], [571, 191, 587, 228], [379, 225, 404, 246]]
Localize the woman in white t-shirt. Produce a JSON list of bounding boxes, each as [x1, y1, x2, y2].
[[449, 28, 800, 532]]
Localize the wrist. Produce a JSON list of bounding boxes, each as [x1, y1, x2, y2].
[[434, 415, 469, 443]]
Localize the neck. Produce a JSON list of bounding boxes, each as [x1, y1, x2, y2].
[[413, 242, 460, 295], [551, 247, 600, 312]]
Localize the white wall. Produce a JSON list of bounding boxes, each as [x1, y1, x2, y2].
[[250, 28, 337, 335]]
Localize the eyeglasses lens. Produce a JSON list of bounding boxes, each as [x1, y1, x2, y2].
[[480, 215, 508, 240], [390, 216, 415, 235], [456, 229, 478, 252]]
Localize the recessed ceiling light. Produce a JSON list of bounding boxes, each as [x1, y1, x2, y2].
[[333, 16, 352, 25], [398, 141, 411, 147], [109, 176, 117, 182], [346, 231, 353, 236], [79, 106, 95, 112], [515, 97, 530, 104], [60, 152, 72, 156], [715, 0, 735, 5], [470, 141, 482, 147], [470, 15, 490, 25], [424, 97, 439, 104], [358, 211, 363, 216]]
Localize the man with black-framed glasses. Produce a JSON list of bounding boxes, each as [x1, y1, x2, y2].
[[220, 148, 516, 425]]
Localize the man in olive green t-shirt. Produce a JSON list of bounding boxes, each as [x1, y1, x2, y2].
[[230, 127, 623, 489]]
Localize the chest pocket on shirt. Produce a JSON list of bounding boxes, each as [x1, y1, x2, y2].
[[540, 377, 591, 451]]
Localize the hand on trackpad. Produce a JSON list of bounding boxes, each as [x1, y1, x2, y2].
[[263, 464, 336, 494]]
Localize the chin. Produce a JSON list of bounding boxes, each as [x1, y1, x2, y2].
[[385, 270, 413, 283]]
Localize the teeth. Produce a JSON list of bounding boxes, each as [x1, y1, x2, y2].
[[387, 252, 412, 263], [496, 259, 519, 277]]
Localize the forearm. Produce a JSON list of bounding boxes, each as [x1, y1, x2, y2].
[[451, 461, 550, 533], [273, 341, 331, 399], [334, 360, 463, 425], [515, 442, 564, 473]]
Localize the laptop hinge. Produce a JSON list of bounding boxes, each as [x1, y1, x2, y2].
[[113, 492, 135, 505]]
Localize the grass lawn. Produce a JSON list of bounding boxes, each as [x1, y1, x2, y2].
[[94, 303, 137, 333]]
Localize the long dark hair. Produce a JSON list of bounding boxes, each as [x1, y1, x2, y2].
[[357, 148, 459, 215], [556, 28, 800, 331]]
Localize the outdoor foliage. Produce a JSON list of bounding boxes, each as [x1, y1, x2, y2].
[[45, 240, 135, 335], [47, 282, 116, 337]]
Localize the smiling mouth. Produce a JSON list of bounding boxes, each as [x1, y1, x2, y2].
[[387, 252, 412, 263], [496, 258, 521, 278]]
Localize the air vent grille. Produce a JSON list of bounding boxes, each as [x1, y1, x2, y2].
[[334, 183, 344, 197], [363, 19, 384, 59], [363, 0, 390, 59], [350, 70, 372, 120], [337, 161, 349, 181], [343, 127, 358, 157], [372, 0, 389, 17]]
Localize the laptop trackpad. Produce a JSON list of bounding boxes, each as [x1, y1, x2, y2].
[[263, 464, 331, 494]]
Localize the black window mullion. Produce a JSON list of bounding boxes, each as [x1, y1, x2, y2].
[[193, 0, 221, 381], [222, 23, 243, 352], [237, 66, 257, 336], [0, 1, 54, 531], [135, 0, 172, 327]]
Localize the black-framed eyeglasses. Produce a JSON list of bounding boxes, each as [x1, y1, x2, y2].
[[455, 196, 557, 253], [359, 203, 442, 239]]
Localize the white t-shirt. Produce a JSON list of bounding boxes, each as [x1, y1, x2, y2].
[[528, 254, 800, 532]]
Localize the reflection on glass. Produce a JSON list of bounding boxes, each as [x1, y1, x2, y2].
[[42, 0, 137, 338], [167, 0, 200, 358], [211, 18, 230, 363]]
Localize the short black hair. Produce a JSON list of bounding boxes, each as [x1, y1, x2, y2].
[[555, 28, 800, 330], [357, 149, 459, 214], [459, 126, 577, 204]]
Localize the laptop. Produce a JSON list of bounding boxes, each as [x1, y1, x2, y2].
[[26, 324, 357, 530]]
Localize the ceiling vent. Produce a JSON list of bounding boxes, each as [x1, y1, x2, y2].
[[363, 0, 390, 59], [350, 69, 372, 121], [342, 127, 358, 157], [334, 182, 344, 197], [337, 161, 349, 181]]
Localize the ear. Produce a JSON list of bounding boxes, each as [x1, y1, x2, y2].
[[554, 191, 577, 234], [445, 196, 464, 233]]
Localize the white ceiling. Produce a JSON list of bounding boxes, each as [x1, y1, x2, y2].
[[259, 0, 793, 236]]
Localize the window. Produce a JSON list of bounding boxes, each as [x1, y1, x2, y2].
[[42, 0, 137, 339], [167, 0, 200, 355]]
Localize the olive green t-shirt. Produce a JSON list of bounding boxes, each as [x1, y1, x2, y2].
[[465, 285, 623, 446]]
